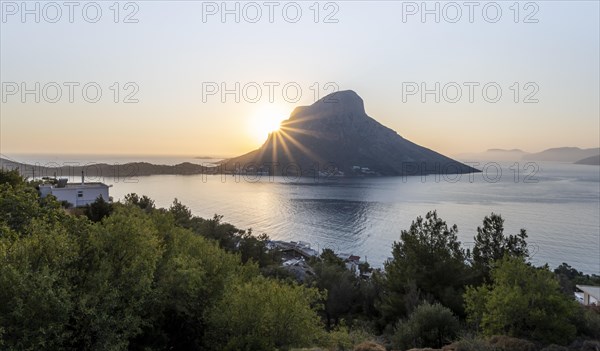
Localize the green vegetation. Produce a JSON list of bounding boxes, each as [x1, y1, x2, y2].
[[0, 172, 321, 350], [206, 276, 324, 350], [465, 257, 579, 344], [380, 211, 469, 322], [472, 213, 529, 282], [392, 302, 460, 349], [0, 169, 598, 351]]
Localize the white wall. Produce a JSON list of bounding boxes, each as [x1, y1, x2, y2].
[[50, 186, 109, 207]]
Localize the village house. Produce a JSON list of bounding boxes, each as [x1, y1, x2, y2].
[[39, 172, 110, 207]]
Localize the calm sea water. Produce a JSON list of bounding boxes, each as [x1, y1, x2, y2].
[[102, 161, 600, 274]]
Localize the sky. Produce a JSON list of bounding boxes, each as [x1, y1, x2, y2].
[[1, 0, 599, 158]]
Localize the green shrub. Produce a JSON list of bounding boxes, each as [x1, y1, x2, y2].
[[320, 323, 377, 351], [574, 306, 600, 340], [465, 258, 578, 345], [393, 302, 460, 350]]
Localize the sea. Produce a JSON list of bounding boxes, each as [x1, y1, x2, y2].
[[4, 154, 600, 274]]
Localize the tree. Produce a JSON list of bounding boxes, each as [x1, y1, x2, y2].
[[68, 206, 163, 350], [392, 302, 460, 350], [554, 262, 600, 296], [465, 257, 579, 345], [206, 276, 324, 350], [309, 259, 360, 329], [133, 211, 254, 351], [84, 195, 113, 222], [168, 198, 192, 227], [0, 169, 25, 187], [472, 213, 528, 282], [237, 230, 279, 268], [0, 219, 79, 350], [380, 211, 469, 325], [123, 193, 155, 212], [320, 248, 345, 268]]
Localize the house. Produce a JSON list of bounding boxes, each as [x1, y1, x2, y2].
[[40, 172, 110, 207], [575, 285, 600, 306]]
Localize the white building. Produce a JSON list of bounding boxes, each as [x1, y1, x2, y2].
[[40, 177, 110, 207], [575, 285, 600, 306]]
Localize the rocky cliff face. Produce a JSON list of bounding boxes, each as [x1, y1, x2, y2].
[[225, 90, 479, 176]]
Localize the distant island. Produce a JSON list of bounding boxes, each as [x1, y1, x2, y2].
[[575, 154, 600, 166], [522, 147, 600, 163], [194, 156, 222, 160], [0, 158, 212, 179], [457, 147, 600, 163], [224, 90, 478, 176]]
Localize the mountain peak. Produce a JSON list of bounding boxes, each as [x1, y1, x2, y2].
[[289, 90, 366, 121], [226, 90, 478, 176]]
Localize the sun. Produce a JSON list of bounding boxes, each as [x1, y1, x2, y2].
[[248, 105, 288, 144]]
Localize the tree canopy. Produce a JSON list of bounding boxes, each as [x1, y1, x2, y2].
[[465, 257, 579, 345]]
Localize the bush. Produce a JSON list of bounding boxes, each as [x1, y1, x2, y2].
[[206, 276, 325, 350], [320, 323, 378, 351], [487, 335, 536, 351], [581, 340, 600, 351], [393, 302, 460, 350], [540, 345, 568, 351], [443, 337, 497, 351], [353, 341, 386, 351], [574, 306, 600, 340], [465, 257, 578, 345]]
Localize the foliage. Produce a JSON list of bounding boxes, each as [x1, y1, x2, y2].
[[472, 213, 529, 282], [392, 302, 460, 350], [0, 169, 25, 187], [0, 219, 79, 350], [206, 276, 325, 351], [0, 181, 64, 234], [237, 229, 280, 267], [486, 335, 537, 351], [168, 198, 193, 227], [0, 171, 595, 350], [0, 176, 325, 350], [465, 257, 579, 345], [69, 206, 162, 350], [319, 321, 377, 351], [572, 306, 600, 340], [83, 195, 113, 222], [309, 258, 361, 329], [321, 248, 346, 268], [381, 211, 469, 325], [123, 193, 155, 212], [554, 262, 600, 296], [133, 211, 256, 350]]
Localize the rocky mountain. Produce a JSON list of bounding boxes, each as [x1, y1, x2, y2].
[[224, 90, 479, 176], [523, 147, 600, 162]]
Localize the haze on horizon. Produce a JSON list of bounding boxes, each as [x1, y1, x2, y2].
[[1, 1, 599, 158]]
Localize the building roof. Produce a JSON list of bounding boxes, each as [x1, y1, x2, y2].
[[576, 285, 600, 300], [50, 182, 110, 190]]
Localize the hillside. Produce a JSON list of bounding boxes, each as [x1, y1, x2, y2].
[[574, 154, 600, 165], [523, 147, 600, 162], [225, 90, 479, 176]]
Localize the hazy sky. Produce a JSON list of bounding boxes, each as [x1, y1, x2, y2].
[[1, 1, 599, 158]]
